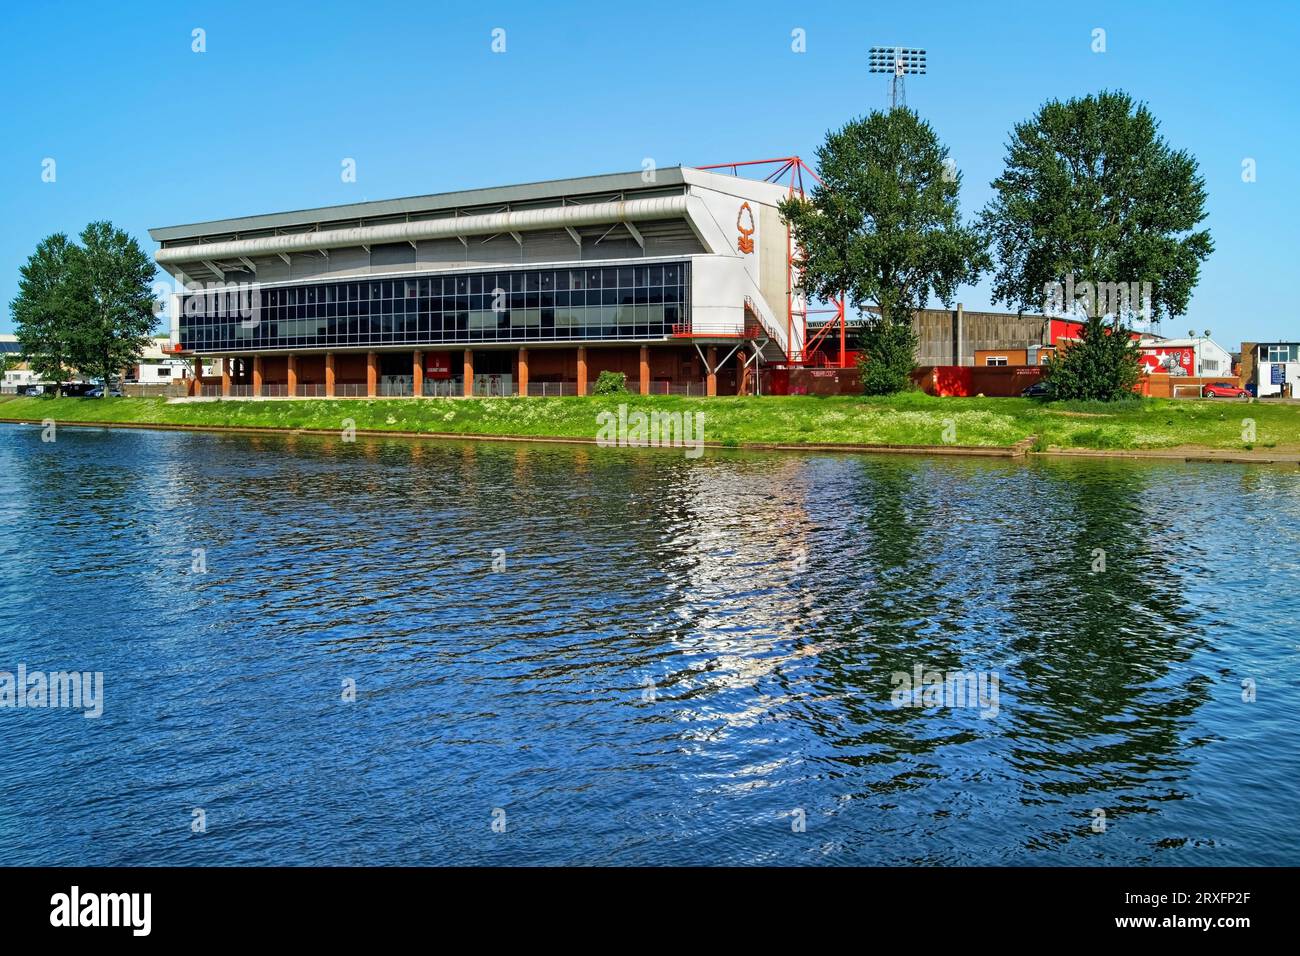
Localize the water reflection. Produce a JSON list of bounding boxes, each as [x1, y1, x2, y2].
[[0, 423, 1293, 865]]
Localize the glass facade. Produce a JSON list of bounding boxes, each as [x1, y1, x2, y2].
[[180, 261, 690, 352]]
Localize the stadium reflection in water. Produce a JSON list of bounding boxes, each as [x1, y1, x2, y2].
[[1, 424, 1295, 865]]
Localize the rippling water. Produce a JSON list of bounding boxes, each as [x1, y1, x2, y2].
[[1, 423, 1297, 865]]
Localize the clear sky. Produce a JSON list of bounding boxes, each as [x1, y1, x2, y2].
[[2, 0, 1296, 348]]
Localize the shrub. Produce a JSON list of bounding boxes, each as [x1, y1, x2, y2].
[[856, 317, 918, 395], [1043, 316, 1141, 402], [592, 370, 629, 395]]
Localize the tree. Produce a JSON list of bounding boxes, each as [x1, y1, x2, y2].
[[10, 234, 79, 396], [65, 222, 158, 396], [1043, 323, 1141, 403], [855, 317, 919, 396], [980, 90, 1213, 400], [780, 108, 988, 394]]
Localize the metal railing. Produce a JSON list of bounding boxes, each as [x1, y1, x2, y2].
[[645, 381, 710, 396], [380, 376, 413, 397], [181, 379, 718, 400], [422, 379, 462, 398], [743, 295, 784, 348], [526, 382, 578, 397], [472, 376, 515, 398]]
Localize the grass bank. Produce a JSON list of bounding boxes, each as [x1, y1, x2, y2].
[[0, 392, 1294, 453]]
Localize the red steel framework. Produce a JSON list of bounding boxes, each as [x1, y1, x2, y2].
[[693, 156, 848, 367]]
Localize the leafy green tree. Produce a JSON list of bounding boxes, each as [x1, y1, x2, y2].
[[10, 234, 79, 396], [856, 318, 919, 395], [1043, 324, 1141, 402], [980, 91, 1212, 400], [66, 221, 158, 396], [780, 108, 988, 395]]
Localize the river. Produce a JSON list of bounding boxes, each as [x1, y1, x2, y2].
[[0, 423, 1295, 865]]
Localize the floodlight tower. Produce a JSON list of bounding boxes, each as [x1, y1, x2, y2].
[[868, 46, 927, 108]]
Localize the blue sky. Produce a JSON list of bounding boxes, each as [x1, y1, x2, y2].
[[2, 0, 1296, 347]]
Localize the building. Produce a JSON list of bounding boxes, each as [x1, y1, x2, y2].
[[129, 335, 197, 385], [150, 168, 802, 398], [973, 345, 1055, 367], [1242, 342, 1300, 397], [1137, 336, 1232, 378], [2, 363, 41, 392], [811, 307, 1072, 369], [919, 308, 1054, 367]]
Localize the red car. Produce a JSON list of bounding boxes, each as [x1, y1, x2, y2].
[[1203, 382, 1249, 398]]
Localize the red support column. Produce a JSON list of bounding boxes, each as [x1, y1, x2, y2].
[[251, 356, 263, 397], [706, 347, 717, 397], [518, 347, 529, 397], [366, 351, 378, 398], [839, 298, 848, 368], [325, 352, 336, 398], [463, 349, 474, 397], [191, 357, 204, 396], [412, 351, 424, 398], [639, 345, 650, 396], [286, 354, 298, 397], [576, 347, 588, 397], [221, 357, 231, 397], [736, 350, 747, 395]]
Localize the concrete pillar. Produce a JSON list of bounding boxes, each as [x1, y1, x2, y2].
[[251, 356, 263, 397], [413, 351, 424, 397], [706, 347, 717, 397], [518, 347, 529, 397], [191, 357, 204, 396], [221, 357, 231, 397], [325, 352, 336, 398], [639, 345, 650, 396], [286, 354, 298, 397], [956, 303, 964, 366], [366, 351, 378, 398], [576, 346, 588, 397], [463, 349, 474, 397]]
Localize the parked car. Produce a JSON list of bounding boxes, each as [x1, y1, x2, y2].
[[1021, 381, 1052, 398], [83, 386, 123, 398], [1203, 382, 1249, 398]]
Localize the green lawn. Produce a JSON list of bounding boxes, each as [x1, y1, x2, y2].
[[0, 392, 1292, 452]]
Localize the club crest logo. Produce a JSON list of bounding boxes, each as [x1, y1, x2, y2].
[[737, 202, 755, 254]]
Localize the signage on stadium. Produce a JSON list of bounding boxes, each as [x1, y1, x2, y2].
[[425, 352, 452, 379]]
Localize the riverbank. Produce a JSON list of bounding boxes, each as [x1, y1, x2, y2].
[[2, 392, 1297, 459]]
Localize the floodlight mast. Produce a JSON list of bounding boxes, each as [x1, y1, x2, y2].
[[868, 46, 927, 109]]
